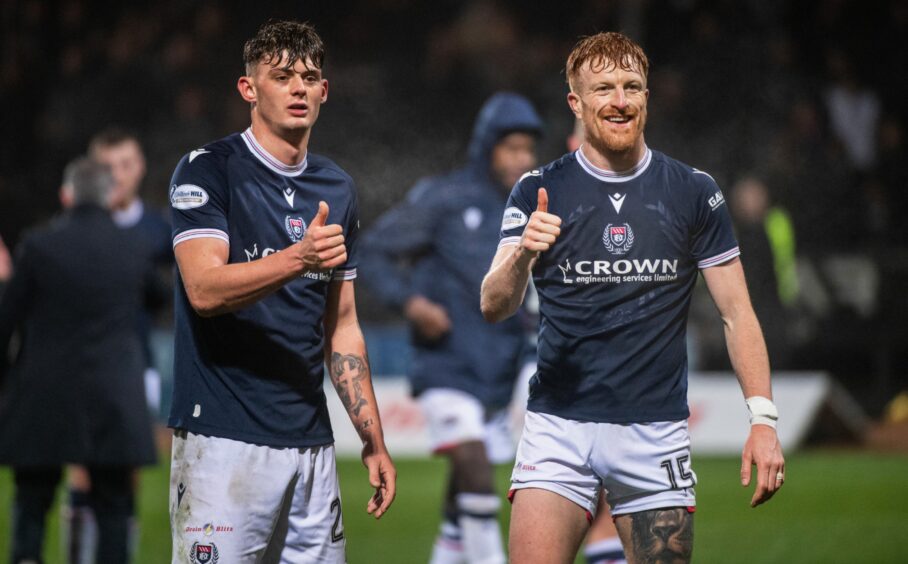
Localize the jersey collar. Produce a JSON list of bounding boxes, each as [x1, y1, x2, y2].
[[112, 199, 144, 228], [241, 128, 308, 177], [576, 145, 652, 183]]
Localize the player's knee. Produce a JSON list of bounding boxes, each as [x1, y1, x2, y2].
[[450, 442, 495, 493]]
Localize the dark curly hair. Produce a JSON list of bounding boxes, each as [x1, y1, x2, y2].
[[243, 20, 325, 74]]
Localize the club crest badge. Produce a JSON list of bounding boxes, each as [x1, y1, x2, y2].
[[285, 216, 307, 242], [190, 542, 219, 563], [602, 223, 634, 255]]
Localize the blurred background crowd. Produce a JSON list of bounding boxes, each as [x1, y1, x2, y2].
[[1, 0, 906, 418]]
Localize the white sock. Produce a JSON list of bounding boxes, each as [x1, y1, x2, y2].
[[456, 493, 505, 564], [63, 504, 97, 564], [585, 536, 627, 564], [144, 367, 161, 413], [430, 520, 466, 564]]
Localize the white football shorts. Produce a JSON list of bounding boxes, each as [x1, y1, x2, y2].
[[418, 388, 515, 464], [170, 430, 345, 564], [509, 411, 697, 517]]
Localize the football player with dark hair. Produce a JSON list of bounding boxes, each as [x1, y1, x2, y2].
[[167, 20, 395, 562]]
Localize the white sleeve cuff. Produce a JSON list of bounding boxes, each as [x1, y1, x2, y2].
[[173, 228, 229, 248], [332, 268, 357, 281], [697, 246, 740, 269], [498, 236, 521, 250]]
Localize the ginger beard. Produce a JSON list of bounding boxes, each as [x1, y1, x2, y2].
[[571, 60, 648, 158], [585, 97, 647, 155]]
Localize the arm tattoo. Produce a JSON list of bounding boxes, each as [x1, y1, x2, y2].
[[629, 508, 693, 564], [360, 418, 374, 433], [330, 352, 369, 417]]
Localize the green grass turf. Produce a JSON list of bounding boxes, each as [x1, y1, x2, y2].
[[1, 452, 906, 563]]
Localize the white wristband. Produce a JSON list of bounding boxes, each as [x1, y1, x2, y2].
[[745, 396, 778, 429]]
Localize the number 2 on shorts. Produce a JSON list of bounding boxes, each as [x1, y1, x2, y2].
[[330, 497, 345, 543]]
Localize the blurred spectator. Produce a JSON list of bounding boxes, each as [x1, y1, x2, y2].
[[823, 49, 881, 172], [766, 99, 851, 251], [729, 176, 798, 368], [52, 129, 174, 562], [360, 92, 543, 564], [876, 115, 908, 245], [0, 158, 158, 564]]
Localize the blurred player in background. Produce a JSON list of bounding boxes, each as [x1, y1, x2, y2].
[[60, 128, 173, 563], [482, 32, 784, 563], [361, 92, 543, 564], [167, 20, 395, 562], [0, 158, 158, 564]]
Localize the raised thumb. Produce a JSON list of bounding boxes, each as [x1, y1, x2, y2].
[[310, 201, 329, 227], [537, 187, 548, 213]]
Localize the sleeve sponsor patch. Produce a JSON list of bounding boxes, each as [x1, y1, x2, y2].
[[707, 190, 725, 210], [170, 184, 210, 210], [518, 169, 543, 183], [501, 207, 528, 230]]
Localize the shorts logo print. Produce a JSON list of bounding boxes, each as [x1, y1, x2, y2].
[[190, 541, 219, 563]]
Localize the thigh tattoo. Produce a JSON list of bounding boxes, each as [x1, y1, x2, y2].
[[629, 507, 693, 564]]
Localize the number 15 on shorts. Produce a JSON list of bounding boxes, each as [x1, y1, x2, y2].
[[661, 455, 695, 490]]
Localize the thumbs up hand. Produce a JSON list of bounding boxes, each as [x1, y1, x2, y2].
[[298, 201, 347, 273], [520, 188, 562, 254]]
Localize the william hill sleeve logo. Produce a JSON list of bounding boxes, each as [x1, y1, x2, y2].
[[171, 184, 210, 210], [501, 207, 528, 230]]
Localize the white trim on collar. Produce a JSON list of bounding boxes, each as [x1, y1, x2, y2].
[[241, 128, 308, 177], [576, 145, 652, 183], [112, 199, 144, 228]]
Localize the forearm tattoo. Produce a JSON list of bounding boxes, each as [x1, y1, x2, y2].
[[629, 508, 693, 564], [330, 352, 369, 417]]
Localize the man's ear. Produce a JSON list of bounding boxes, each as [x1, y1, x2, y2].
[[237, 75, 256, 104], [567, 91, 583, 119]]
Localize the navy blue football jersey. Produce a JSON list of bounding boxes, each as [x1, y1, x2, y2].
[[499, 147, 739, 424], [168, 128, 360, 448]]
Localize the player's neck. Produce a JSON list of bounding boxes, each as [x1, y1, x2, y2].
[[249, 121, 309, 167], [112, 195, 139, 213], [580, 138, 647, 173]]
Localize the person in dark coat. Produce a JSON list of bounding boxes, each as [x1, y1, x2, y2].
[[360, 92, 543, 564], [60, 128, 173, 563], [0, 158, 158, 564]]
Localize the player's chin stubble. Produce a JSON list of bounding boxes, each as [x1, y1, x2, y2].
[[594, 111, 646, 155]]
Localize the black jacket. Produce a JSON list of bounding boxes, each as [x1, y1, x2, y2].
[[0, 205, 157, 466]]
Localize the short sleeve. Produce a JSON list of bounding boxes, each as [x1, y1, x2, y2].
[[170, 150, 230, 248], [333, 185, 360, 281], [498, 171, 539, 249], [689, 170, 740, 269]]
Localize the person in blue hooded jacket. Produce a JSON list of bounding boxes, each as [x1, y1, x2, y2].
[[360, 92, 543, 564]]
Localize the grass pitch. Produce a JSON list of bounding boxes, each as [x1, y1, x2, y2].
[[1, 451, 906, 563]]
